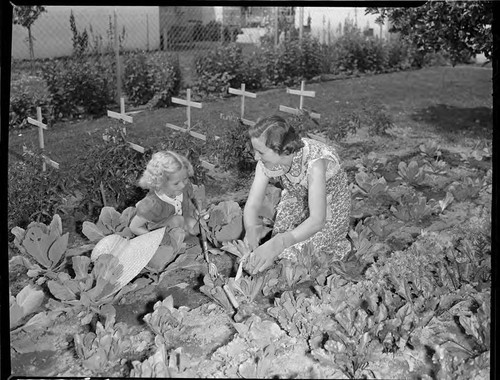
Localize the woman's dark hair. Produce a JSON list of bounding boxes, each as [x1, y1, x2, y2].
[[248, 115, 304, 155]]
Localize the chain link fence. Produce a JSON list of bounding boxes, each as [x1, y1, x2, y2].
[[11, 6, 385, 98]]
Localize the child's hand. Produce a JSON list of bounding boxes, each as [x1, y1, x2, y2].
[[184, 216, 200, 236]]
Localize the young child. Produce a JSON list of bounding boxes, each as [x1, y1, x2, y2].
[[130, 150, 200, 269]]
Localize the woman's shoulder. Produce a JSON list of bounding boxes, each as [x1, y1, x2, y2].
[[304, 138, 340, 161]]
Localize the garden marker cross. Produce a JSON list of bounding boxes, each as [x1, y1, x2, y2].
[[107, 97, 133, 124], [228, 83, 256, 126], [165, 89, 220, 141], [279, 80, 321, 119], [165, 89, 218, 171], [26, 107, 59, 171], [106, 97, 145, 153]]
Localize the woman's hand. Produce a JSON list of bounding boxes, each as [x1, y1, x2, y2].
[[246, 232, 295, 274]]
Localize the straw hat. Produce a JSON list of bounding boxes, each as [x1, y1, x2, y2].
[[91, 227, 166, 289]]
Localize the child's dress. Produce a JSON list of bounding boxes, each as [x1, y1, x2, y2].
[[135, 182, 198, 268], [258, 138, 351, 264], [135, 182, 197, 231]]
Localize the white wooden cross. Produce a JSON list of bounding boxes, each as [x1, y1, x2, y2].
[[26, 107, 59, 171], [106, 97, 145, 153], [228, 83, 256, 126], [166, 89, 220, 141], [164, 89, 219, 171], [279, 80, 321, 119], [107, 97, 133, 124]]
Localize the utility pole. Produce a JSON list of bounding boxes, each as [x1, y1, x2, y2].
[[114, 9, 122, 104], [299, 7, 304, 42]]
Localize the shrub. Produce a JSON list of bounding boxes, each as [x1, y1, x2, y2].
[[75, 125, 150, 216], [122, 51, 181, 107], [42, 56, 115, 120], [212, 117, 255, 174], [9, 89, 52, 130], [8, 156, 67, 235], [263, 35, 323, 86], [385, 37, 413, 71], [192, 43, 243, 97], [239, 51, 267, 91]]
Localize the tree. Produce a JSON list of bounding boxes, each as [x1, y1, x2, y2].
[[13, 5, 46, 61], [366, 1, 493, 65]]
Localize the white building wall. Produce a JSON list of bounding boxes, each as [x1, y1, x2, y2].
[[11, 6, 160, 60]]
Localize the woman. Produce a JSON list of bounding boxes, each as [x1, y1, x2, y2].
[[243, 115, 351, 274]]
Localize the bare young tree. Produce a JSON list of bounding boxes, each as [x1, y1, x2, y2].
[[13, 5, 46, 61]]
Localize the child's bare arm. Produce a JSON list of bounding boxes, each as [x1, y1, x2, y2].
[[129, 215, 150, 236]]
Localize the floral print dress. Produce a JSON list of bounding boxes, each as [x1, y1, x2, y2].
[[259, 138, 351, 264]]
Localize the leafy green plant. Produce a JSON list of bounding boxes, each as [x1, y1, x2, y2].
[[205, 201, 244, 246], [212, 116, 255, 174], [130, 339, 196, 378], [9, 87, 52, 130], [354, 171, 389, 198], [362, 102, 394, 136], [9, 284, 45, 329], [356, 152, 388, 174], [227, 275, 265, 305], [390, 195, 433, 222], [143, 295, 190, 337], [419, 141, 442, 160], [199, 273, 234, 312], [397, 160, 427, 186], [364, 215, 403, 238], [82, 206, 136, 241], [447, 177, 483, 201], [75, 126, 150, 215], [74, 312, 133, 370], [348, 220, 377, 262], [267, 290, 313, 338], [10, 214, 69, 282], [7, 153, 79, 234], [310, 309, 380, 379], [46, 255, 137, 324]]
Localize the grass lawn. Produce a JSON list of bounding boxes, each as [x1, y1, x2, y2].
[[9, 65, 492, 168]]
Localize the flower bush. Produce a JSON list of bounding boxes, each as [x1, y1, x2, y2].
[[263, 35, 323, 86], [9, 88, 52, 130], [42, 56, 115, 120], [192, 43, 246, 98], [122, 50, 181, 107]]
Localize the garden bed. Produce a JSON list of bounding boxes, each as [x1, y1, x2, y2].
[[8, 66, 492, 378]]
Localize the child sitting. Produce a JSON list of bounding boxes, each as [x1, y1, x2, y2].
[[130, 150, 200, 269]]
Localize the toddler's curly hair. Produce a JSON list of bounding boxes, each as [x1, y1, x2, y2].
[[249, 115, 304, 155], [138, 151, 194, 191]]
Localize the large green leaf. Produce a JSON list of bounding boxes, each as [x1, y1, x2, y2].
[[47, 280, 78, 301], [82, 221, 106, 242], [96, 206, 122, 235], [22, 226, 55, 268], [47, 232, 69, 267]]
